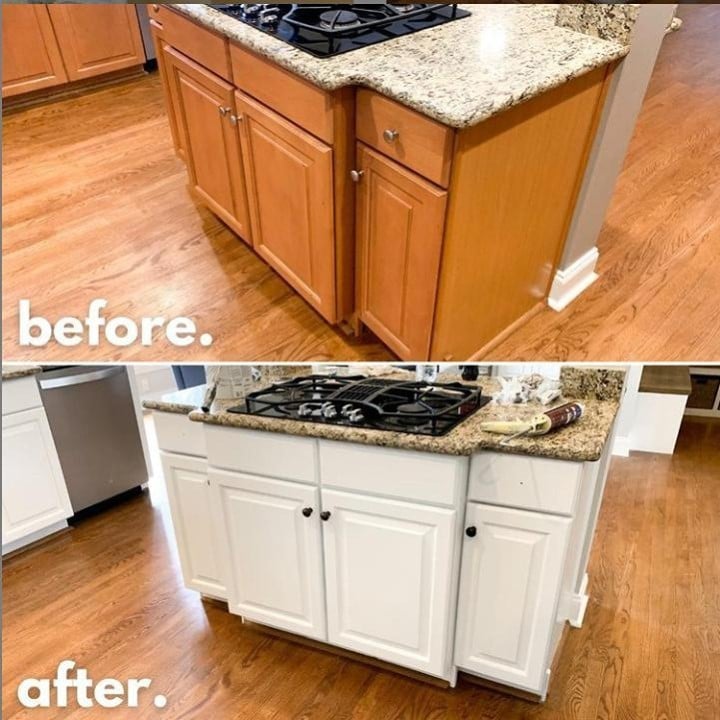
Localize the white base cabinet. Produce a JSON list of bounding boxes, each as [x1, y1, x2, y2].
[[454, 503, 571, 696], [160, 451, 226, 599], [322, 489, 458, 679], [2, 405, 72, 548], [211, 468, 327, 641]]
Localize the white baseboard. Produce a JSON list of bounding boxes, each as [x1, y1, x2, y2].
[[566, 574, 590, 628], [548, 247, 600, 312], [2, 519, 69, 556], [613, 435, 631, 457]]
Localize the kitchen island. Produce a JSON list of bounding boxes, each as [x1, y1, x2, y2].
[[149, 5, 628, 361], [145, 367, 625, 700]]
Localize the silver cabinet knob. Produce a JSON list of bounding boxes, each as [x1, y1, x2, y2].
[[350, 169, 365, 183], [219, 106, 229, 117], [230, 114, 241, 126], [383, 129, 399, 143]]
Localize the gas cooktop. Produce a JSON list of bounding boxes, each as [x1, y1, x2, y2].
[[213, 4, 471, 58], [227, 374, 489, 436]]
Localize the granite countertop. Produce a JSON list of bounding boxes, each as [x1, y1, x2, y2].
[[173, 4, 628, 129], [146, 368, 625, 463], [2, 365, 42, 381]]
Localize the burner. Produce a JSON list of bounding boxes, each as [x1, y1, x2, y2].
[[396, 402, 427, 414], [227, 375, 490, 436], [319, 9, 360, 30], [214, 4, 471, 59]]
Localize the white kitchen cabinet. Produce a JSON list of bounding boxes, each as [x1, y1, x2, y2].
[[160, 451, 226, 599], [454, 502, 571, 695], [2, 407, 72, 546], [321, 488, 457, 679], [211, 468, 326, 641]]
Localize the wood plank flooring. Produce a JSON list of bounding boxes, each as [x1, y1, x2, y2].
[[491, 4, 720, 361], [0, 76, 391, 362], [2, 4, 719, 362], [3, 416, 719, 719]]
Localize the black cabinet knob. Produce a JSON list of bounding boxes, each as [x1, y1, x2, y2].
[[302, 507, 313, 518], [320, 511, 331, 522], [465, 526, 477, 538]]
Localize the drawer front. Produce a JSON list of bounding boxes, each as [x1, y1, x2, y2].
[[205, 425, 317, 485], [230, 44, 334, 144], [154, 7, 231, 82], [319, 440, 465, 507], [357, 89, 454, 187], [153, 411, 207, 458], [2, 376, 42, 416], [468, 453, 582, 516]]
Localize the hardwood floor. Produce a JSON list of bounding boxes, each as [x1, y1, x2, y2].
[[491, 4, 720, 361], [3, 416, 719, 719], [1, 75, 391, 362], [2, 5, 718, 362]]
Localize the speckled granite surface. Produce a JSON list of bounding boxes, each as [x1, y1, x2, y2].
[[172, 4, 627, 129], [2, 365, 42, 381], [147, 367, 624, 463], [556, 4, 641, 45]]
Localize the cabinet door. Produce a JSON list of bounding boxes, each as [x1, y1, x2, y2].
[[165, 47, 252, 243], [160, 452, 225, 599], [321, 489, 456, 678], [2, 408, 72, 545], [236, 91, 337, 323], [211, 469, 326, 641], [47, 5, 145, 82], [1, 5, 68, 98], [454, 503, 571, 693], [150, 25, 185, 160], [356, 144, 447, 360]]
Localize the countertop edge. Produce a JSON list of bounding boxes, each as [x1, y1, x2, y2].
[[172, 4, 629, 130]]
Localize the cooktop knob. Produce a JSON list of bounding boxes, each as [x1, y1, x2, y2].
[[258, 6, 280, 27], [298, 403, 313, 417], [347, 409, 364, 424], [321, 403, 338, 419]]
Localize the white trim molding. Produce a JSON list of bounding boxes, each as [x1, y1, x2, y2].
[[548, 247, 599, 312]]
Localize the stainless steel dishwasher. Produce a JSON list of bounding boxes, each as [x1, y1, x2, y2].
[[38, 366, 148, 513]]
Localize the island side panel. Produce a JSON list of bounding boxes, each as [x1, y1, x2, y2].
[[430, 65, 614, 361]]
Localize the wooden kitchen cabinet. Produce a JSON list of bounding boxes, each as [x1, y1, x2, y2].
[[165, 47, 252, 243], [321, 488, 457, 678], [46, 5, 145, 82], [1, 5, 68, 98], [160, 452, 226, 599], [211, 469, 327, 642], [454, 503, 571, 694], [237, 91, 337, 323], [150, 25, 185, 160], [2, 407, 72, 546], [356, 144, 447, 360]]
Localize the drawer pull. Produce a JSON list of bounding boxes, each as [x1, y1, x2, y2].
[[383, 128, 399, 143], [320, 511, 332, 522], [350, 169, 364, 183], [465, 526, 477, 538], [302, 507, 313, 518], [218, 106, 230, 117]]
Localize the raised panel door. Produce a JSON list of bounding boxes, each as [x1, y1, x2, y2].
[[356, 144, 447, 360], [2, 5, 68, 98], [236, 91, 337, 322], [321, 488, 456, 678]]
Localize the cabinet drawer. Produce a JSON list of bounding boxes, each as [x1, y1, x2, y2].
[[468, 453, 581, 516], [153, 411, 207, 458], [206, 426, 317, 484], [154, 7, 231, 81], [230, 44, 334, 144], [319, 440, 465, 507], [2, 376, 42, 416], [357, 89, 454, 187]]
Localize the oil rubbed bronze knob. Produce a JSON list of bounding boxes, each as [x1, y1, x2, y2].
[[320, 511, 331, 522], [302, 507, 313, 518], [465, 526, 477, 538]]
